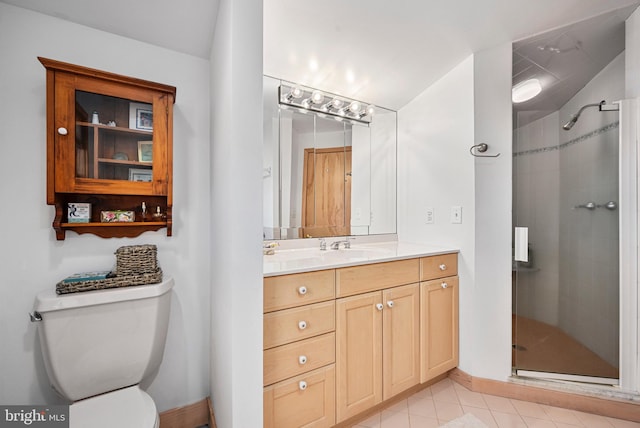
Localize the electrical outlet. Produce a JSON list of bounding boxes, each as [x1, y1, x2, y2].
[[426, 207, 434, 224], [451, 206, 462, 224]]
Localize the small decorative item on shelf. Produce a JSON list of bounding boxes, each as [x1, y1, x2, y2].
[[141, 201, 148, 221], [107, 120, 116, 127], [153, 206, 163, 220], [91, 111, 99, 124], [68, 203, 91, 223], [100, 210, 134, 223], [55, 244, 162, 294]]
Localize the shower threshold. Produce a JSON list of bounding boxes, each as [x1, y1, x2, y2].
[[515, 369, 619, 386]]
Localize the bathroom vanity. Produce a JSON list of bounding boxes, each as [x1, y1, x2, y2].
[[263, 241, 459, 428]]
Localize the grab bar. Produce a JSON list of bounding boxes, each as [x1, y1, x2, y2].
[[573, 201, 617, 211]]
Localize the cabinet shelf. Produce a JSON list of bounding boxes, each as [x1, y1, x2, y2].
[[97, 158, 152, 167], [58, 221, 168, 239], [77, 121, 153, 136]]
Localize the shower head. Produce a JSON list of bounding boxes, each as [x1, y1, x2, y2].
[[562, 100, 605, 131], [562, 115, 578, 130]]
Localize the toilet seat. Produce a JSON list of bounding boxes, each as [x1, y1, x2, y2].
[[69, 385, 159, 428]]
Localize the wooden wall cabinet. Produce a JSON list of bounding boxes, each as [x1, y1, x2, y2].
[[39, 57, 176, 240]]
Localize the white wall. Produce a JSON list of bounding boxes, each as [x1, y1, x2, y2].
[[398, 56, 477, 373], [471, 44, 513, 381], [0, 2, 211, 411], [398, 43, 512, 382], [209, 0, 264, 427]]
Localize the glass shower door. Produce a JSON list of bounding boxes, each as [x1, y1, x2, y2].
[[512, 104, 620, 384]]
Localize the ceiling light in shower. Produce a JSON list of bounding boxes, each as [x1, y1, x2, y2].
[[512, 79, 542, 103]]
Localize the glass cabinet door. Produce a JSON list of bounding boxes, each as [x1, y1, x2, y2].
[[74, 90, 154, 182]]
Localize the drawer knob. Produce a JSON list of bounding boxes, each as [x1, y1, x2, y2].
[[441, 282, 448, 289], [298, 286, 307, 295], [387, 300, 394, 308], [298, 320, 307, 330], [439, 263, 447, 271], [376, 303, 384, 311], [57, 127, 68, 135], [299, 381, 307, 391], [299, 355, 307, 365]]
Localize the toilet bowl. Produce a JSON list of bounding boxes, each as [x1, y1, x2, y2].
[[70, 386, 159, 428], [32, 277, 174, 427]]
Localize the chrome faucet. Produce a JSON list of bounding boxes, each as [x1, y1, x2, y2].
[[319, 238, 327, 251], [330, 238, 352, 250]]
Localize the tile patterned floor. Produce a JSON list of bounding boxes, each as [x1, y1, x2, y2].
[[351, 378, 640, 428]]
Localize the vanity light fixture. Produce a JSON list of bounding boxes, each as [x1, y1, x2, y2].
[[512, 78, 542, 103], [279, 82, 375, 124]]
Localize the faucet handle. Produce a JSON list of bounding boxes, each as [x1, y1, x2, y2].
[[319, 238, 327, 250], [344, 237, 354, 249]]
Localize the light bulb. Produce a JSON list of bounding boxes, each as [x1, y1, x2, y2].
[[331, 98, 344, 109], [310, 90, 324, 104], [365, 105, 375, 116], [348, 101, 362, 113], [291, 86, 303, 99]]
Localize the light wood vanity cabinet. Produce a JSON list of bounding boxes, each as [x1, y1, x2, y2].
[[335, 260, 421, 422], [420, 254, 459, 383], [263, 251, 458, 428], [263, 271, 336, 428]]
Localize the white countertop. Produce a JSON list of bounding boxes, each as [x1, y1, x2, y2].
[[263, 239, 459, 277]]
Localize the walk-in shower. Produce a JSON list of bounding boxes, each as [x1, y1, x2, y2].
[[511, 6, 634, 386]]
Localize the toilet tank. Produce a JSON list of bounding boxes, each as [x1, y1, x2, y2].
[[33, 277, 174, 402]]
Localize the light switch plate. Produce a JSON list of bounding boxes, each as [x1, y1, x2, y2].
[[451, 206, 462, 224]]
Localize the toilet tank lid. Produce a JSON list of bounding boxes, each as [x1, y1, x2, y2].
[[34, 276, 174, 313]]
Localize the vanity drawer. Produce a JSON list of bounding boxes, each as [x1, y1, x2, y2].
[[264, 270, 335, 313], [336, 259, 420, 297], [264, 301, 335, 350], [264, 364, 335, 428], [421, 253, 458, 281], [264, 332, 335, 386]]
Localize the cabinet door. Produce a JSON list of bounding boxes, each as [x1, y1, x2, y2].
[[336, 291, 382, 422], [420, 277, 459, 383], [264, 365, 335, 428], [53, 72, 169, 196], [383, 283, 420, 399]]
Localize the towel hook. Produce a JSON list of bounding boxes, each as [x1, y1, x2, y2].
[[470, 143, 500, 158]]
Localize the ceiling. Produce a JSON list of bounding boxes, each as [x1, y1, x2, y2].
[[3, 0, 640, 111], [513, 4, 638, 127]]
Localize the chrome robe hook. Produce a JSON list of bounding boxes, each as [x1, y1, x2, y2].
[[470, 143, 500, 158]]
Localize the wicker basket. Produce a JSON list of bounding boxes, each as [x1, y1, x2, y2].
[[115, 244, 158, 276], [56, 268, 163, 295]]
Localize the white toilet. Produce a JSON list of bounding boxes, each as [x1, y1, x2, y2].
[[31, 277, 174, 428]]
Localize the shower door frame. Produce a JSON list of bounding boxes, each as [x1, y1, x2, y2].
[[512, 100, 639, 392]]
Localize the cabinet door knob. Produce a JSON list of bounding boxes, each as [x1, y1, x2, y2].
[[57, 127, 68, 135], [298, 286, 307, 295], [298, 320, 307, 330], [299, 355, 307, 365], [441, 282, 448, 289], [376, 303, 384, 311], [299, 381, 307, 391], [387, 300, 394, 308], [439, 264, 447, 271]]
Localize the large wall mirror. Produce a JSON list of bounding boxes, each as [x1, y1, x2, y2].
[[263, 76, 397, 240]]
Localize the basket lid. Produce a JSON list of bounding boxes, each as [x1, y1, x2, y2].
[[35, 276, 174, 313]]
